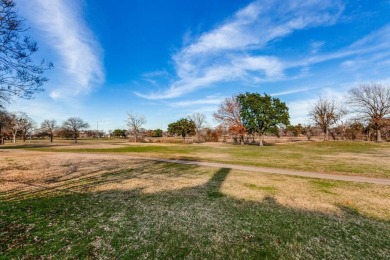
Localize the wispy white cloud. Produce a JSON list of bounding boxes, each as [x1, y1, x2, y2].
[[310, 41, 325, 54], [271, 86, 319, 96], [168, 97, 223, 107], [17, 0, 104, 99], [349, 25, 390, 50], [136, 0, 344, 100], [291, 25, 390, 69], [141, 69, 170, 79]]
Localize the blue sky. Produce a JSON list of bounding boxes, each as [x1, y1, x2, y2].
[[9, 0, 390, 131]]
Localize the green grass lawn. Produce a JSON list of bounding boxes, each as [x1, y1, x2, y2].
[[10, 140, 390, 178], [1, 160, 390, 259]]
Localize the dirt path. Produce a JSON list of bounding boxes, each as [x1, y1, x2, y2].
[[124, 156, 390, 185]]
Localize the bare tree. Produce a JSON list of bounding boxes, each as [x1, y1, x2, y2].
[[348, 83, 390, 142], [62, 117, 89, 143], [127, 113, 146, 142], [7, 112, 22, 143], [41, 119, 57, 142], [188, 113, 207, 142], [213, 96, 246, 144], [309, 96, 345, 141], [18, 112, 35, 142], [0, 0, 52, 105], [0, 109, 10, 143]]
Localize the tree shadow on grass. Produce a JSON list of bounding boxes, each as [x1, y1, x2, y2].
[[0, 161, 205, 202], [1, 162, 390, 259], [0, 143, 71, 150]]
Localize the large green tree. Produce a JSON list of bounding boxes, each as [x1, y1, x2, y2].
[[168, 118, 195, 142], [237, 92, 290, 146]]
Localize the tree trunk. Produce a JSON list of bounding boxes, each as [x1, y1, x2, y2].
[[13, 134, 16, 143], [259, 134, 264, 146], [325, 128, 329, 141], [342, 126, 346, 140], [240, 135, 244, 145], [50, 134, 53, 143], [376, 128, 382, 142]]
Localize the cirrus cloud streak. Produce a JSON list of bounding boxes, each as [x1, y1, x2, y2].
[[16, 0, 104, 99]]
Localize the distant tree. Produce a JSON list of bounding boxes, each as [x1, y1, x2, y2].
[[97, 130, 105, 138], [335, 120, 350, 140], [203, 127, 221, 142], [237, 92, 290, 146], [383, 119, 390, 141], [188, 113, 207, 142], [309, 96, 345, 141], [84, 130, 105, 138], [213, 96, 246, 145], [56, 128, 74, 139], [346, 121, 364, 140], [302, 125, 313, 140], [40, 120, 57, 142], [153, 128, 163, 137], [144, 129, 164, 138], [0, 0, 52, 106], [301, 125, 322, 140], [112, 129, 127, 138], [127, 113, 146, 142], [7, 112, 22, 143], [62, 117, 89, 143], [348, 83, 390, 142], [168, 118, 195, 142], [285, 124, 303, 137], [0, 109, 10, 142], [18, 112, 35, 142]]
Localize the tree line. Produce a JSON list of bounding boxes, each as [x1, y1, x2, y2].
[[125, 84, 390, 145], [0, 115, 90, 143], [0, 83, 389, 145], [308, 83, 390, 142], [213, 83, 390, 145]]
